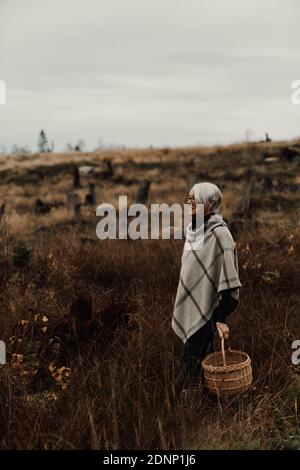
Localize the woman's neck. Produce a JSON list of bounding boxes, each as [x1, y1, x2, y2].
[[192, 212, 212, 230]]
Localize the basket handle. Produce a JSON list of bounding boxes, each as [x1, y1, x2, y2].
[[220, 337, 232, 366], [221, 337, 226, 367]]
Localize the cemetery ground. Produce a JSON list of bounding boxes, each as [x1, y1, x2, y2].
[[0, 139, 299, 449]]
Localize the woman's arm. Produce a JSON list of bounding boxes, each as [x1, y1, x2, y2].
[[213, 288, 239, 323], [213, 288, 239, 338]]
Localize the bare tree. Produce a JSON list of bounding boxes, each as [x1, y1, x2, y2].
[[66, 142, 73, 152], [38, 130, 49, 153], [11, 144, 31, 155], [74, 139, 86, 152], [265, 132, 272, 142]]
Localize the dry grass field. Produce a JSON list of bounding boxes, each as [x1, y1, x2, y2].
[[0, 140, 299, 449]]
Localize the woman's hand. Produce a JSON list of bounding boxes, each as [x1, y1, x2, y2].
[[216, 321, 229, 339]]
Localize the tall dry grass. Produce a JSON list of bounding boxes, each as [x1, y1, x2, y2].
[[0, 219, 299, 449], [0, 141, 299, 449]]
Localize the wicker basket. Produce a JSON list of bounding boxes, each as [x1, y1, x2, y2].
[[202, 337, 252, 395]]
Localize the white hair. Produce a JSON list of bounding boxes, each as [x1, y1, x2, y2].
[[190, 182, 222, 213]]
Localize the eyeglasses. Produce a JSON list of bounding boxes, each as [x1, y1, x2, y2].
[[185, 194, 196, 204]]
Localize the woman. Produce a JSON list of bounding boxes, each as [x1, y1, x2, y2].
[[172, 182, 241, 385]]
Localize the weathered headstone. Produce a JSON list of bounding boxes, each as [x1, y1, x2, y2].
[[85, 183, 96, 206], [135, 179, 151, 204], [66, 192, 81, 216], [73, 167, 81, 189]]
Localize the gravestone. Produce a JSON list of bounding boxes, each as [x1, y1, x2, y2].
[[135, 179, 151, 204], [66, 192, 81, 216], [85, 183, 96, 206], [73, 167, 81, 189]]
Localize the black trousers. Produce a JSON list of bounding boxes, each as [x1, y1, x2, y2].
[[182, 313, 217, 385]]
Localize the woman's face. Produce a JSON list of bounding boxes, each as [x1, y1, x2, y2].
[[186, 191, 213, 216], [186, 191, 197, 217]]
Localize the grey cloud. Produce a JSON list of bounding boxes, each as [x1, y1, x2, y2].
[[0, 0, 300, 150]]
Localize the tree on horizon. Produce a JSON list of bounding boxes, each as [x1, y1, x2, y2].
[[38, 129, 49, 153]]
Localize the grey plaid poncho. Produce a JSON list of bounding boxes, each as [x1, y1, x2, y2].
[[172, 213, 241, 343]]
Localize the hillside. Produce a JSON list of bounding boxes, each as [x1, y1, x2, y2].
[[0, 140, 299, 449]]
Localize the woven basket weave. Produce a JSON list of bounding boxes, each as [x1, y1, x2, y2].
[[202, 337, 252, 395]]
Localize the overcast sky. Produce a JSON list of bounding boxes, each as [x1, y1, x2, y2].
[[1, 0, 300, 151]]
